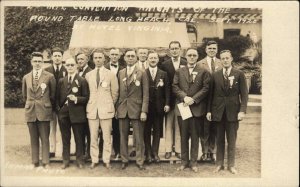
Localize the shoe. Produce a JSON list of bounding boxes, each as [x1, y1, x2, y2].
[[228, 167, 238, 174], [136, 164, 146, 170], [61, 163, 69, 169], [49, 152, 55, 158], [210, 153, 216, 163], [191, 166, 198, 173], [84, 154, 91, 160], [30, 163, 39, 168], [177, 165, 188, 171], [43, 164, 50, 169], [145, 155, 153, 164], [200, 153, 207, 161], [114, 153, 121, 160], [90, 163, 97, 169], [104, 163, 112, 169], [130, 150, 136, 157], [213, 165, 224, 173], [121, 163, 128, 170], [165, 152, 172, 159], [153, 155, 160, 163], [77, 163, 84, 169], [175, 152, 181, 159]]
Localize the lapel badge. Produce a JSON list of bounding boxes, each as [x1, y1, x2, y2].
[[72, 87, 78, 93], [102, 81, 108, 88]]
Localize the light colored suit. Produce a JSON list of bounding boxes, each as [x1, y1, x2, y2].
[[85, 67, 119, 164], [197, 57, 222, 74]]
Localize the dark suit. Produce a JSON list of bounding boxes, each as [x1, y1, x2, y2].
[[56, 74, 89, 165], [22, 70, 56, 165], [117, 66, 149, 166], [160, 57, 187, 153], [144, 68, 170, 158], [207, 67, 248, 167], [173, 65, 210, 167], [78, 65, 93, 159]]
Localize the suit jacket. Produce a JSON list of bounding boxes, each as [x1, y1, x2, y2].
[[104, 61, 126, 77], [146, 68, 170, 114], [160, 57, 187, 109], [56, 74, 89, 123], [172, 65, 211, 117], [85, 67, 119, 119], [80, 66, 93, 78], [197, 57, 222, 74], [22, 70, 56, 122], [207, 68, 248, 122], [117, 66, 149, 119], [44, 64, 67, 82]]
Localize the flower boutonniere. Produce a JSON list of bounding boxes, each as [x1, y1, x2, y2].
[[157, 79, 164, 87], [40, 83, 47, 96], [191, 72, 198, 83], [228, 76, 235, 88], [133, 73, 140, 86]]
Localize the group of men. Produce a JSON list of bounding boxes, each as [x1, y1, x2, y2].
[[22, 40, 248, 174]]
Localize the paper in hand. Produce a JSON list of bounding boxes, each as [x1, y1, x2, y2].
[[177, 102, 193, 120]]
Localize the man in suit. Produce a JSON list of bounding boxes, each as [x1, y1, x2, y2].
[[75, 52, 93, 160], [206, 50, 248, 174], [160, 41, 187, 159], [144, 51, 170, 164], [44, 47, 67, 158], [85, 50, 119, 169], [56, 58, 89, 169], [173, 48, 210, 173], [117, 49, 149, 170], [103, 48, 126, 160], [22, 52, 56, 168], [197, 41, 223, 163]]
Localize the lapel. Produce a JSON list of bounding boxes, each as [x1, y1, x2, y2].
[[127, 66, 137, 86], [154, 69, 163, 85], [36, 70, 47, 92], [167, 59, 176, 75], [120, 70, 128, 91], [28, 71, 34, 91], [217, 69, 227, 93], [182, 66, 191, 83], [204, 57, 212, 73]]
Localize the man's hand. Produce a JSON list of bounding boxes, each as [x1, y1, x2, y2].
[[238, 112, 245, 121], [140, 112, 147, 122], [206, 112, 212, 121], [164, 105, 170, 113], [67, 94, 77, 103], [183, 96, 194, 106]]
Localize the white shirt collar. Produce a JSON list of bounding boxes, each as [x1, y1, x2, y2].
[[223, 66, 232, 75], [148, 66, 157, 73], [127, 64, 136, 74], [68, 73, 76, 82], [138, 61, 148, 69], [54, 63, 62, 70]]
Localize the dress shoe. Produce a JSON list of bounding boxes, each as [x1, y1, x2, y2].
[[104, 163, 112, 169], [130, 150, 136, 157], [49, 152, 55, 158], [121, 163, 128, 170], [228, 167, 238, 174], [175, 152, 181, 159], [210, 153, 216, 163], [30, 163, 39, 168], [114, 153, 121, 160], [145, 155, 153, 164], [136, 164, 146, 170], [191, 166, 198, 173], [77, 163, 84, 169], [90, 163, 97, 169], [61, 163, 69, 169], [165, 152, 172, 159], [153, 155, 160, 163], [200, 153, 207, 161], [43, 164, 50, 169], [213, 165, 224, 173], [177, 165, 188, 171]]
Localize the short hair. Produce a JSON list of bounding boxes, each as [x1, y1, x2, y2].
[[147, 50, 158, 57], [109, 48, 120, 53], [220, 49, 232, 56], [91, 49, 105, 59], [185, 47, 198, 54], [124, 48, 136, 55], [75, 52, 88, 63], [206, 40, 218, 47], [136, 48, 149, 53], [30, 52, 43, 60], [51, 47, 64, 55], [169, 41, 181, 48]]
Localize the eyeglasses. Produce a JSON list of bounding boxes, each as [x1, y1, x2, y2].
[[65, 64, 75, 67], [126, 55, 136, 58], [187, 54, 198, 57]]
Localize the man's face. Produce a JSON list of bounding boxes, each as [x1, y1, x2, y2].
[[52, 51, 63, 65], [148, 53, 159, 68], [93, 52, 105, 68], [65, 59, 77, 74], [205, 44, 218, 58], [169, 43, 181, 58], [31, 56, 43, 71], [109, 49, 120, 64], [185, 49, 198, 66], [137, 49, 148, 62], [76, 54, 88, 68], [124, 51, 137, 66], [220, 52, 233, 68]]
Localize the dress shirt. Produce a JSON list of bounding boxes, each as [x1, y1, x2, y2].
[[138, 61, 148, 70], [148, 66, 157, 80], [207, 56, 216, 72], [68, 73, 76, 84], [188, 64, 196, 75], [172, 57, 180, 70], [223, 66, 232, 76], [110, 62, 119, 75], [78, 65, 88, 76], [127, 64, 136, 76], [33, 69, 43, 80]]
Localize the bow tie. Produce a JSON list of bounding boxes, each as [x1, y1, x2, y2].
[[111, 63, 118, 68], [79, 68, 83, 72]]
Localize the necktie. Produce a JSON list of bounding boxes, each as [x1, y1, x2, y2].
[[68, 76, 72, 89], [211, 58, 215, 72], [96, 68, 100, 87], [55, 65, 59, 79], [34, 71, 39, 81], [151, 69, 155, 81], [224, 68, 229, 89], [141, 62, 146, 70]]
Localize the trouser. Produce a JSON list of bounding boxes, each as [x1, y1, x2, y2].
[[216, 112, 239, 167], [99, 117, 120, 156], [119, 117, 145, 166], [82, 121, 90, 157], [144, 112, 163, 157], [199, 118, 217, 154], [178, 116, 202, 168], [165, 109, 181, 153], [59, 117, 84, 165], [49, 112, 62, 155], [27, 121, 50, 164], [89, 118, 112, 164]]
